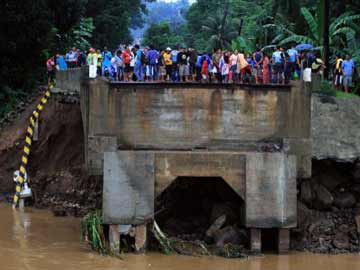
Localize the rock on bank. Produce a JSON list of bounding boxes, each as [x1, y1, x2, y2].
[[312, 95, 360, 162]]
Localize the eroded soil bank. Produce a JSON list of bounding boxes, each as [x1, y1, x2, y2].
[[0, 95, 102, 216], [1, 95, 360, 255]]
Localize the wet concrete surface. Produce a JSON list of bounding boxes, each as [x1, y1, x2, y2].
[[1, 203, 359, 270]]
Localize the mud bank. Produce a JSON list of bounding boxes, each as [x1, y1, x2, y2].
[[0, 94, 102, 216]]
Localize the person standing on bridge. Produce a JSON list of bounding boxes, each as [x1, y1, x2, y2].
[[188, 48, 198, 82], [102, 47, 112, 76], [122, 46, 133, 82], [66, 47, 77, 68], [253, 48, 264, 84], [177, 46, 188, 82], [286, 44, 299, 82], [220, 50, 231, 83], [262, 54, 271, 84], [77, 49, 87, 67], [342, 54, 355, 93], [87, 48, 97, 66], [171, 47, 179, 82], [134, 45, 144, 81], [56, 54, 67, 71], [230, 50, 240, 83], [96, 49, 103, 76], [111, 50, 123, 81], [271, 46, 285, 84], [163, 47, 173, 81], [147, 45, 160, 81], [46, 56, 56, 84], [212, 48, 222, 83]]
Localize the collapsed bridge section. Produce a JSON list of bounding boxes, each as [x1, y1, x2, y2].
[[78, 78, 311, 254]]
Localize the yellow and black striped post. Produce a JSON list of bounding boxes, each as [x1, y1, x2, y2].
[[12, 84, 53, 209]]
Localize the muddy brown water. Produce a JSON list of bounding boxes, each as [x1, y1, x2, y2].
[[1, 204, 359, 270]]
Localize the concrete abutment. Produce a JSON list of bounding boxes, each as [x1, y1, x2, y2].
[[56, 69, 312, 254]]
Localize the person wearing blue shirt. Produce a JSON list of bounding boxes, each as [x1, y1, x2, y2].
[[195, 54, 203, 81], [287, 45, 298, 64], [147, 45, 159, 81], [102, 47, 112, 76], [56, 54, 67, 71], [134, 45, 144, 81], [342, 54, 355, 93], [171, 48, 179, 81], [287, 44, 299, 81], [65, 47, 77, 68], [271, 46, 284, 84]]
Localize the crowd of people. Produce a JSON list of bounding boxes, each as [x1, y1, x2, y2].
[[46, 44, 356, 92]]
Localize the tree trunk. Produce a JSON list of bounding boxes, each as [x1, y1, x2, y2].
[[322, 0, 330, 79]]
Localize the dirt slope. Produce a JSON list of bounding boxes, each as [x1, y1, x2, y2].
[[0, 96, 101, 215]]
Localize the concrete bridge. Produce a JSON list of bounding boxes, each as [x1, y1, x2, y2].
[[57, 68, 312, 254]]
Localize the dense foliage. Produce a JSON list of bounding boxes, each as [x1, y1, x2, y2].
[[144, 0, 359, 84], [0, 0, 153, 117], [143, 22, 184, 49], [1, 0, 360, 118]]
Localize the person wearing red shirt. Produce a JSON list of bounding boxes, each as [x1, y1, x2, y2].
[[46, 56, 56, 84], [122, 46, 133, 81]]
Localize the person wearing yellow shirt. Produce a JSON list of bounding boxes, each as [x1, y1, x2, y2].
[[87, 48, 97, 65], [96, 49, 103, 76], [333, 54, 343, 90], [163, 47, 173, 81], [237, 50, 250, 83]]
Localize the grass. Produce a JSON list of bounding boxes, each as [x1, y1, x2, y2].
[[315, 80, 360, 98], [335, 91, 359, 98]]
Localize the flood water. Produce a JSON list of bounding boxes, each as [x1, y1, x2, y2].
[[1, 203, 360, 270]]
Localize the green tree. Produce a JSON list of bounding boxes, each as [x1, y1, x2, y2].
[[201, 1, 238, 49], [143, 22, 183, 49], [268, 8, 360, 50], [85, 0, 154, 49], [69, 17, 95, 51]]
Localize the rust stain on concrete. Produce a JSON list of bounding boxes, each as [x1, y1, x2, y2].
[[265, 91, 279, 130], [136, 90, 153, 135], [242, 91, 257, 117], [206, 90, 223, 134], [107, 89, 116, 132], [183, 90, 194, 122], [182, 90, 195, 136]]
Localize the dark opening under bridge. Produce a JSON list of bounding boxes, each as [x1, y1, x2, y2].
[[56, 68, 312, 254]]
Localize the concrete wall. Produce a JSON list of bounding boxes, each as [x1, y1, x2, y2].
[[55, 67, 87, 94], [103, 151, 297, 228], [81, 80, 311, 178]]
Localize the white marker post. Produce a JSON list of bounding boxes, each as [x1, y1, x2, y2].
[[13, 170, 31, 210]]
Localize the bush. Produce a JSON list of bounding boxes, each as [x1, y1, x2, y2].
[[0, 86, 27, 119], [312, 80, 337, 96]]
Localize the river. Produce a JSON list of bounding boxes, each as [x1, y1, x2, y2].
[[1, 203, 359, 270]]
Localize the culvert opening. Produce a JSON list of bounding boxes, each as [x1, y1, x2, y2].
[[153, 177, 248, 250], [261, 228, 279, 253]]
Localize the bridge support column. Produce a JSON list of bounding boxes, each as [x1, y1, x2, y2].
[[134, 224, 147, 253], [109, 224, 120, 256], [250, 228, 261, 252], [277, 228, 290, 254]]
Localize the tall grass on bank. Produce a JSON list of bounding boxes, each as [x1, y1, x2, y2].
[[81, 211, 107, 255]]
